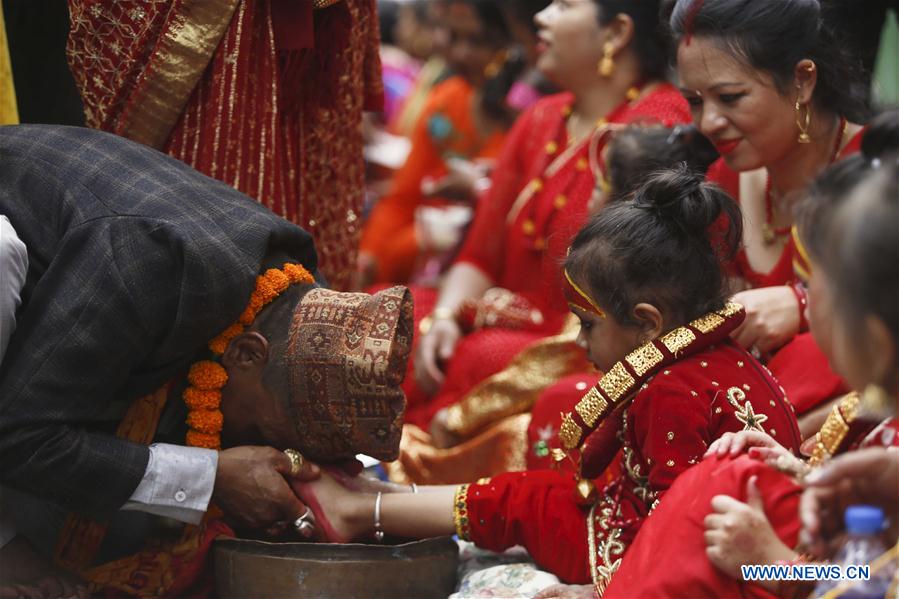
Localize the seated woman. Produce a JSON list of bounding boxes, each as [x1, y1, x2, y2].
[[601, 110, 899, 599], [359, 0, 523, 286], [292, 168, 801, 593], [400, 0, 690, 431], [672, 0, 870, 421], [389, 123, 719, 480]]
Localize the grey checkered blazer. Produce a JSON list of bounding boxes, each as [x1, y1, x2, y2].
[[0, 125, 318, 515]]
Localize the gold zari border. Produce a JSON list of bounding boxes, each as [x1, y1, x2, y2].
[[116, 0, 241, 149]]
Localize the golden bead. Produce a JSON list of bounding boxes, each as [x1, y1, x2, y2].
[[522, 219, 536, 235], [546, 141, 559, 154], [554, 194, 567, 209]]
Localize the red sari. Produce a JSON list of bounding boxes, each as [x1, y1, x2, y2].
[[67, 0, 383, 290], [605, 406, 899, 599], [360, 76, 507, 284], [402, 85, 690, 429], [453, 305, 801, 589]]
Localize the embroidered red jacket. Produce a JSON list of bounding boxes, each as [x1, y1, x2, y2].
[[453, 331, 801, 586]]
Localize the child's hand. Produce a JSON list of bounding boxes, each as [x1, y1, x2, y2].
[[705, 430, 782, 458], [704, 476, 795, 586]]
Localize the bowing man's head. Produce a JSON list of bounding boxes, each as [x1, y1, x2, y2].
[[219, 283, 414, 463]]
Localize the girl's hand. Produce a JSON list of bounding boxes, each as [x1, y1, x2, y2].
[[705, 430, 782, 458], [704, 476, 796, 586], [730, 287, 800, 354]]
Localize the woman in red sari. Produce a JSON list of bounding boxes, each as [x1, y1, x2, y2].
[[291, 169, 801, 596], [672, 0, 871, 421], [403, 0, 690, 430], [358, 0, 517, 286]]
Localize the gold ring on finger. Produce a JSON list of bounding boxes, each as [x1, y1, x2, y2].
[[283, 448, 304, 476]]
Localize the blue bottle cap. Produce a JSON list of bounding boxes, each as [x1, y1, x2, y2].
[[845, 505, 884, 535]]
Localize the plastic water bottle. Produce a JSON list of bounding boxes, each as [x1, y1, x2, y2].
[[814, 505, 895, 598]]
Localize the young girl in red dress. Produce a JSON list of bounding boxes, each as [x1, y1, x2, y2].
[[291, 167, 801, 594]]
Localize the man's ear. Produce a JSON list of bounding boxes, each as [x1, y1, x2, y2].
[[221, 332, 270, 371], [632, 303, 664, 341]]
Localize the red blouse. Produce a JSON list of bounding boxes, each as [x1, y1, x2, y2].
[[706, 128, 864, 288], [455, 85, 690, 330]]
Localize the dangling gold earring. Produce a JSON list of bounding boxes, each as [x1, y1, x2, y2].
[[859, 384, 894, 420], [598, 42, 615, 77], [795, 99, 811, 144]]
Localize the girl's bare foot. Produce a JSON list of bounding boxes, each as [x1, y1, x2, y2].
[[290, 471, 377, 543]]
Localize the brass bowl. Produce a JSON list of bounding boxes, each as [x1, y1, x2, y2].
[[214, 536, 459, 598]]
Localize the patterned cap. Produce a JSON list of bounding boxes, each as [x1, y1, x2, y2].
[[285, 286, 413, 461]]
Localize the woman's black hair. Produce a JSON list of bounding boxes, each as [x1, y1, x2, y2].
[[668, 0, 869, 123], [827, 160, 899, 355], [565, 165, 742, 327], [594, 0, 672, 81], [798, 110, 899, 263], [378, 0, 401, 46], [606, 124, 718, 201], [450, 0, 525, 126]]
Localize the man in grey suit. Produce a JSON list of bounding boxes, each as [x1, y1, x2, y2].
[[0, 125, 411, 594]]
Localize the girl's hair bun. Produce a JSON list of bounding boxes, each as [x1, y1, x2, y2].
[[632, 164, 729, 240]]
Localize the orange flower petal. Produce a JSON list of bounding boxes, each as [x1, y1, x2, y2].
[[187, 409, 224, 434], [187, 361, 228, 390], [186, 430, 221, 450], [183, 387, 221, 411]]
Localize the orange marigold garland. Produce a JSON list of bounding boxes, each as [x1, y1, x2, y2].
[[184, 263, 314, 449]]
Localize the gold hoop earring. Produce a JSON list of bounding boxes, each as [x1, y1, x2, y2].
[[795, 100, 811, 144], [598, 42, 615, 77]]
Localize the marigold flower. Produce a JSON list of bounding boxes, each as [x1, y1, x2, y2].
[[187, 409, 224, 434], [208, 323, 244, 355], [183, 387, 221, 411], [186, 430, 221, 450], [187, 361, 228, 390], [264, 269, 290, 294], [284, 263, 314, 284]]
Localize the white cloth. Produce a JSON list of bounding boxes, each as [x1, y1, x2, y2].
[[0, 215, 27, 548], [0, 214, 27, 362], [122, 443, 218, 525]]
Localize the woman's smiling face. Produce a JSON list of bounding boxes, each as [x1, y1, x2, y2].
[[677, 36, 799, 173]]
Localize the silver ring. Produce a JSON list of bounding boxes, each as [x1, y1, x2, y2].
[[293, 506, 313, 532]]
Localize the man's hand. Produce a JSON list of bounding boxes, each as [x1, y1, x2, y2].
[[213, 446, 320, 537], [731, 287, 800, 354]]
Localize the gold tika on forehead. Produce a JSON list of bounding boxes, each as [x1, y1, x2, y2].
[[563, 268, 606, 318]]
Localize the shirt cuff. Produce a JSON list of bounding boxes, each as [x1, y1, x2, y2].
[[122, 443, 218, 525]]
